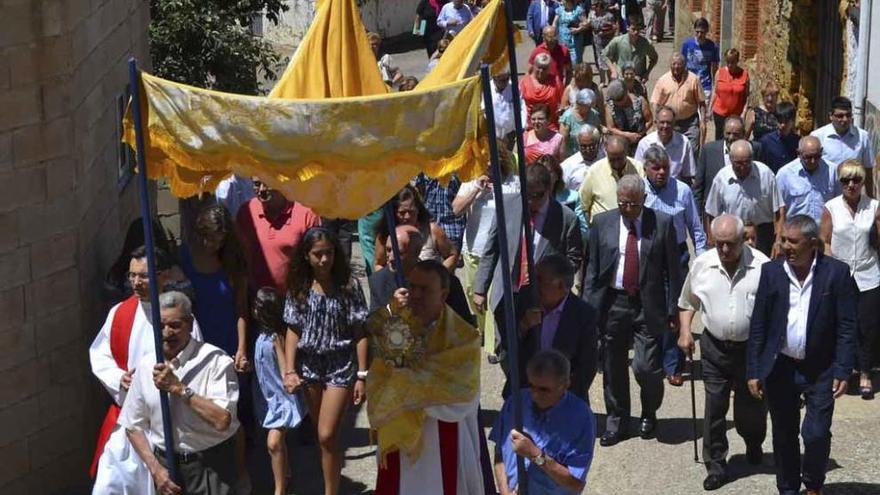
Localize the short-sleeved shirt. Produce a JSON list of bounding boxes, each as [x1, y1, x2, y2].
[[529, 42, 572, 86], [118, 339, 239, 453], [602, 33, 659, 79], [810, 123, 876, 169], [681, 37, 720, 93], [236, 198, 322, 293], [650, 71, 705, 121], [283, 279, 368, 354], [634, 131, 696, 178], [579, 156, 645, 221], [704, 161, 783, 224], [490, 390, 596, 495], [775, 158, 840, 222]]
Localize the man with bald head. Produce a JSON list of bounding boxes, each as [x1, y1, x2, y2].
[[650, 53, 707, 157], [579, 134, 645, 222], [529, 24, 571, 86], [678, 215, 770, 490], [776, 136, 840, 222], [368, 225, 474, 324], [705, 139, 784, 256]]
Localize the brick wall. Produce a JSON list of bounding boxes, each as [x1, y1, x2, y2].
[[0, 0, 150, 492]]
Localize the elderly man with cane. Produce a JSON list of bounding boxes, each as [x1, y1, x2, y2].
[[678, 214, 770, 491]]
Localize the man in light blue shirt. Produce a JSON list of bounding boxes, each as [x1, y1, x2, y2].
[[810, 96, 874, 196], [776, 136, 840, 223], [437, 0, 474, 33], [642, 143, 706, 386], [491, 350, 596, 495]]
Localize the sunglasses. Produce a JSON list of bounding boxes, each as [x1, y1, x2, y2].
[[840, 177, 863, 185]]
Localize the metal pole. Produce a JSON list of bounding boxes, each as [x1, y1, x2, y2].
[[128, 58, 179, 482], [502, 0, 536, 289], [481, 63, 528, 494], [689, 353, 699, 463], [383, 202, 406, 288]]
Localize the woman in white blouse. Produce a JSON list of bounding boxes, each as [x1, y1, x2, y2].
[[819, 159, 880, 399], [452, 142, 520, 354]]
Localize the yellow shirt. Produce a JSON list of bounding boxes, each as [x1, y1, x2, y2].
[[579, 157, 645, 221]]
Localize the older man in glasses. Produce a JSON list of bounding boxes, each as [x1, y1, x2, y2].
[[560, 125, 606, 191], [579, 135, 645, 222]]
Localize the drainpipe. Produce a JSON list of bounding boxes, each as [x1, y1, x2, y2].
[[854, 0, 871, 127]]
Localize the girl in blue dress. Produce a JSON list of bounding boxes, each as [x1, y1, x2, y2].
[[253, 287, 305, 495], [282, 227, 368, 495]]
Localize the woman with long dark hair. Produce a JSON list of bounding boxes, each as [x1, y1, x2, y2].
[[374, 184, 459, 272], [282, 227, 368, 495]]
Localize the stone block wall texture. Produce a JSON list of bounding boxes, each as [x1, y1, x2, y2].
[[0, 0, 150, 492], [677, 0, 829, 132]]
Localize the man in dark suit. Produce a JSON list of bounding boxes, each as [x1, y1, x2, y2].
[[518, 254, 598, 400], [747, 215, 857, 495], [473, 165, 583, 370], [693, 116, 763, 211], [585, 174, 682, 446]]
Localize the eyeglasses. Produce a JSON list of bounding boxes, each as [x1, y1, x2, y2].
[[578, 143, 599, 150], [831, 112, 853, 119], [618, 201, 642, 208], [840, 177, 863, 185]]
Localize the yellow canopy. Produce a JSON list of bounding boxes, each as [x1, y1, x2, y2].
[[123, 0, 518, 218]]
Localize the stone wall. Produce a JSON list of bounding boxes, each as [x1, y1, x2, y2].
[[0, 0, 150, 492]]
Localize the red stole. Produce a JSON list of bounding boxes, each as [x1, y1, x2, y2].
[[89, 296, 139, 477], [375, 420, 459, 495]]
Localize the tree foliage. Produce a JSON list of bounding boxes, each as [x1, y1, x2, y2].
[[149, 0, 288, 95]]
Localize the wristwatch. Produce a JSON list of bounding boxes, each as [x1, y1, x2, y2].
[[182, 387, 195, 402], [357, 370, 369, 380], [532, 450, 546, 466]]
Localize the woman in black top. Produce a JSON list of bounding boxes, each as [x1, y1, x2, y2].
[[416, 0, 447, 57]]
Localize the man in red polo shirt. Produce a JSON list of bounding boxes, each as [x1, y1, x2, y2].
[[528, 25, 572, 87], [236, 178, 321, 294]]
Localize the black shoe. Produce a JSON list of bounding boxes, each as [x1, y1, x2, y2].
[[638, 416, 657, 439], [746, 444, 763, 465], [703, 474, 727, 491], [599, 429, 627, 446]]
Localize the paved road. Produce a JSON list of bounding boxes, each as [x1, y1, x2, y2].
[[249, 28, 880, 495]]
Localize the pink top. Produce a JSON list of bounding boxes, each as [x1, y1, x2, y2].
[[236, 198, 321, 292], [524, 130, 564, 163]]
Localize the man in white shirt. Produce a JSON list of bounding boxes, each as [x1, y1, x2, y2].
[[560, 125, 605, 191], [120, 291, 239, 495], [635, 106, 696, 182], [810, 96, 875, 197], [90, 246, 202, 495], [746, 215, 857, 495], [482, 70, 516, 142], [678, 215, 769, 491], [704, 139, 785, 257]]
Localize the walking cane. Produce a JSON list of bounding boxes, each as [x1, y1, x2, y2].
[[688, 351, 699, 463]]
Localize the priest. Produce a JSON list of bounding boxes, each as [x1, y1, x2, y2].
[[89, 245, 202, 494], [368, 259, 484, 494]]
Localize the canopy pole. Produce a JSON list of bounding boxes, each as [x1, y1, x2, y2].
[[481, 63, 528, 494], [502, 0, 536, 288], [128, 57, 179, 483], [383, 202, 406, 288]]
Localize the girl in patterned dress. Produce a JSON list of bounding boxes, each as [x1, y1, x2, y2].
[[281, 227, 368, 495], [252, 287, 304, 495]]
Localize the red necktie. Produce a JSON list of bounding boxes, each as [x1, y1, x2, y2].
[[516, 217, 535, 290], [623, 220, 639, 296]]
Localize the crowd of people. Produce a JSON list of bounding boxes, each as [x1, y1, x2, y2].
[[87, 3, 879, 495]]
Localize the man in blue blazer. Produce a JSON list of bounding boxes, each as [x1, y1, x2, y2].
[[747, 215, 857, 495], [527, 0, 559, 45]]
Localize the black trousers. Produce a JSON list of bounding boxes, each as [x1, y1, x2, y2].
[[321, 218, 355, 262], [755, 222, 775, 258], [700, 331, 767, 476], [601, 290, 664, 433], [857, 285, 880, 372], [765, 357, 836, 494], [155, 435, 237, 495]]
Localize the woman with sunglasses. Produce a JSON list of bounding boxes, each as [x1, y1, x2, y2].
[[819, 159, 880, 400]]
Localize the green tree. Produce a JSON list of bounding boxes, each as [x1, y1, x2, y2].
[[149, 0, 288, 95]]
